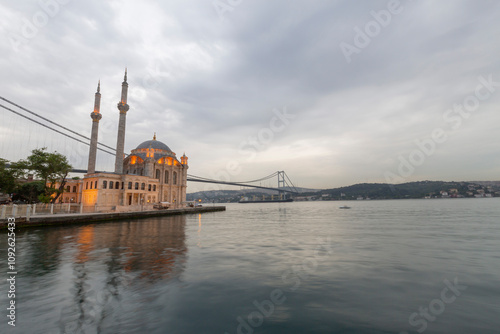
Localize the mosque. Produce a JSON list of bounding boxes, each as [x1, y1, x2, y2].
[[73, 70, 188, 212]]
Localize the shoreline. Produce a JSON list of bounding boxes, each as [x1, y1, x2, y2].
[[0, 206, 226, 230]]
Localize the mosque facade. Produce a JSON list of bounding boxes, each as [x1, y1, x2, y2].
[[79, 70, 188, 212]]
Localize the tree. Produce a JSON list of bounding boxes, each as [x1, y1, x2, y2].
[[13, 181, 45, 203], [13, 148, 72, 203], [0, 158, 16, 195]]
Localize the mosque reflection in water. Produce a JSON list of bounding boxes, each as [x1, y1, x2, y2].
[[14, 216, 187, 333]]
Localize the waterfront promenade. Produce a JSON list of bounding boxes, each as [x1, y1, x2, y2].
[[0, 205, 225, 229]]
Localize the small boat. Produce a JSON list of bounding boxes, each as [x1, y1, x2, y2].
[[339, 205, 351, 209]]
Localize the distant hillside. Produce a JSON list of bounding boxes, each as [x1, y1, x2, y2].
[[187, 181, 499, 202], [309, 181, 499, 200], [187, 186, 315, 203]]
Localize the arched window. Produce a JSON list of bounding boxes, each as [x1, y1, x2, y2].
[[156, 169, 160, 180], [72, 186, 76, 192], [128, 182, 132, 189], [165, 171, 169, 184], [90, 182, 93, 189], [121, 182, 124, 189], [153, 185, 156, 191], [66, 186, 70, 192], [109, 181, 114, 189], [103, 181, 107, 189], [173, 172, 177, 185], [94, 181, 97, 189], [141, 183, 145, 190], [86, 182, 89, 190], [135, 182, 139, 190], [115, 182, 119, 189], [148, 184, 152, 191]]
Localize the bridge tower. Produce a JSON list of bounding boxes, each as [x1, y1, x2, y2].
[[114, 68, 129, 174], [278, 171, 285, 199], [87, 81, 102, 174]]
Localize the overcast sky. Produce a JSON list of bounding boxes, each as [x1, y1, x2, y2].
[[1, 0, 499, 191]]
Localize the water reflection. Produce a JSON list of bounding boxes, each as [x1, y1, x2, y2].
[[0, 215, 187, 334], [1, 200, 499, 334]]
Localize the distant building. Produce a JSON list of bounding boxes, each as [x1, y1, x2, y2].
[[52, 179, 82, 203]]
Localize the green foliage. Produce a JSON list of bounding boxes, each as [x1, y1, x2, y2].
[[0, 158, 16, 194], [13, 148, 72, 203], [14, 181, 45, 203]]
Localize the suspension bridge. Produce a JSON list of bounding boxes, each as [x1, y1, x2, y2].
[[0, 95, 299, 195]]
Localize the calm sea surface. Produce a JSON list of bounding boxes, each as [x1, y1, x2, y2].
[[1, 199, 499, 334]]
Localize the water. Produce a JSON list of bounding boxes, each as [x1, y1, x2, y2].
[[1, 199, 499, 334]]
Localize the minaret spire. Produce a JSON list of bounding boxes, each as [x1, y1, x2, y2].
[[88, 80, 102, 174], [120, 68, 129, 103], [115, 68, 130, 175]]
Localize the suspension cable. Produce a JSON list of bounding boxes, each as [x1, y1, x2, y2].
[[0, 96, 116, 152], [0, 103, 116, 156]]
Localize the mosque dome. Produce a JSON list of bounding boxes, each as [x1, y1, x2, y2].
[[136, 139, 171, 152], [135, 133, 172, 152]]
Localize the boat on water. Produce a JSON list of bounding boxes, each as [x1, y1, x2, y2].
[[339, 205, 351, 209]]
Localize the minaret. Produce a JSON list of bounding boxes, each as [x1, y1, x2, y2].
[[87, 81, 102, 174], [114, 69, 129, 174]]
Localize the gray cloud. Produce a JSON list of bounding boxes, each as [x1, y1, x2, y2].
[[0, 0, 499, 191]]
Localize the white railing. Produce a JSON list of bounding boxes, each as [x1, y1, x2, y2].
[[0, 202, 185, 220], [0, 203, 82, 220]]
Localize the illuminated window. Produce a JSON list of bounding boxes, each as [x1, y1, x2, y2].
[[103, 181, 107, 189]]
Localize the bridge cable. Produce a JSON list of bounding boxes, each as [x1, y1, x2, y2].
[[0, 96, 116, 152], [0, 103, 116, 156], [187, 171, 278, 184]]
